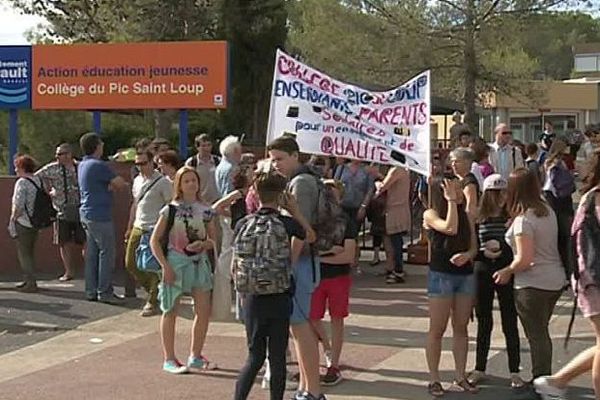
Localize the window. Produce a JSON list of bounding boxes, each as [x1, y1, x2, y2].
[[575, 55, 599, 72]]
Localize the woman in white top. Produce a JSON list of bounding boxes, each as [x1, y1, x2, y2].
[[10, 155, 44, 293], [494, 168, 566, 380]]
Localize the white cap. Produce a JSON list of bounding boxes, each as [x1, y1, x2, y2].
[[483, 173, 508, 191]]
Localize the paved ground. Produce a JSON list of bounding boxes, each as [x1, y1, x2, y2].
[[0, 261, 596, 400]]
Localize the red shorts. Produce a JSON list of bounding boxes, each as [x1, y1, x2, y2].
[[309, 275, 352, 320]]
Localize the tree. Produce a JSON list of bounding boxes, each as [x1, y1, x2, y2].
[[219, 0, 288, 145], [9, 0, 220, 138], [9, 0, 287, 145], [518, 12, 600, 79], [289, 0, 588, 133]]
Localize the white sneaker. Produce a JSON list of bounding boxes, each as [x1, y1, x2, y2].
[[324, 350, 333, 369], [533, 376, 567, 400]]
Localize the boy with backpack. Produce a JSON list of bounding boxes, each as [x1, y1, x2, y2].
[[268, 136, 337, 400], [232, 171, 306, 400], [309, 179, 357, 386]]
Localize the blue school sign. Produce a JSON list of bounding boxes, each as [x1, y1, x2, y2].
[[0, 46, 32, 109]]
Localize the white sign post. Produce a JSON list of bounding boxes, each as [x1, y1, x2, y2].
[[266, 49, 431, 176]]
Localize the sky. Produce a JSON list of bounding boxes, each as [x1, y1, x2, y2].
[[0, 2, 45, 45]]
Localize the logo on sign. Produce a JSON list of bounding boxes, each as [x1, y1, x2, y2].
[[0, 46, 32, 109], [214, 94, 223, 106]]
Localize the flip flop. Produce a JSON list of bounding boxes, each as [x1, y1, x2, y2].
[[58, 275, 74, 282]]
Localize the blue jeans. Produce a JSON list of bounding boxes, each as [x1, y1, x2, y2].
[[427, 270, 475, 298], [81, 218, 115, 301]]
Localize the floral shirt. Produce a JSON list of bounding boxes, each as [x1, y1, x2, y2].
[[161, 201, 215, 255], [36, 161, 80, 211]]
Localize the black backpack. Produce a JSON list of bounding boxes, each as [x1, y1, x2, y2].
[[292, 166, 345, 252], [24, 177, 57, 229]]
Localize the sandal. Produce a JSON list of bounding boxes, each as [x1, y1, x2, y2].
[[58, 275, 73, 282], [466, 370, 486, 385], [510, 373, 525, 389], [370, 258, 381, 266], [428, 382, 444, 397], [453, 379, 479, 394]]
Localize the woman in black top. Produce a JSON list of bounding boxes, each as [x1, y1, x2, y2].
[[423, 176, 478, 397]]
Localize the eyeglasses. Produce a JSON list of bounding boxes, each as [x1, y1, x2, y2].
[[501, 131, 512, 135], [55, 152, 67, 156]]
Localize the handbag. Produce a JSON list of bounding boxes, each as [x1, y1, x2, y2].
[[136, 204, 176, 273], [136, 231, 161, 273], [59, 164, 80, 223]]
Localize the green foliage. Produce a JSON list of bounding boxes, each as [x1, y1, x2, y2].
[[6, 0, 287, 151], [288, 0, 597, 133], [0, 109, 153, 174]]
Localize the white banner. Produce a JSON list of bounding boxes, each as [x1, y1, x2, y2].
[[266, 49, 431, 176]]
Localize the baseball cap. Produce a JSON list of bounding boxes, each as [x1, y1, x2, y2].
[[483, 174, 507, 191]]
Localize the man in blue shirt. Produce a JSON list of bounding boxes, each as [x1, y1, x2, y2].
[[78, 132, 128, 303]]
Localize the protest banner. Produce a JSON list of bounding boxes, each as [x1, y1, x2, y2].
[[266, 49, 431, 176]]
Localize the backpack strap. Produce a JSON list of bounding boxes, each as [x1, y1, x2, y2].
[[512, 147, 516, 169], [22, 177, 42, 221], [137, 176, 163, 203], [161, 204, 177, 255], [24, 176, 42, 191]]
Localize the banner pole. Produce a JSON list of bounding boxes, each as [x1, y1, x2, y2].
[[179, 109, 189, 160], [92, 111, 102, 134], [8, 109, 18, 176]]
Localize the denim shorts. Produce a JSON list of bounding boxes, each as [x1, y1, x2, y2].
[[427, 270, 475, 298]]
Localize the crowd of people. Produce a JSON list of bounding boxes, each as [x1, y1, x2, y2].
[[6, 116, 600, 400]]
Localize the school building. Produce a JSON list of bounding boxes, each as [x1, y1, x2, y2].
[[479, 42, 600, 144]]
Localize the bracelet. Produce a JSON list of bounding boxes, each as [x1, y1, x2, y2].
[[360, 204, 367, 208]]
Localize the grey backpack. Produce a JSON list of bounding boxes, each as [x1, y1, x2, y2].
[[233, 211, 291, 295]]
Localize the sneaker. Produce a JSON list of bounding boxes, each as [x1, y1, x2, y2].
[[291, 391, 306, 400], [321, 366, 342, 386], [533, 376, 567, 400], [18, 281, 38, 293], [15, 281, 27, 289], [162, 360, 188, 374], [140, 303, 159, 317], [324, 350, 333, 368], [304, 393, 327, 400], [187, 355, 217, 370], [386, 271, 405, 284]]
